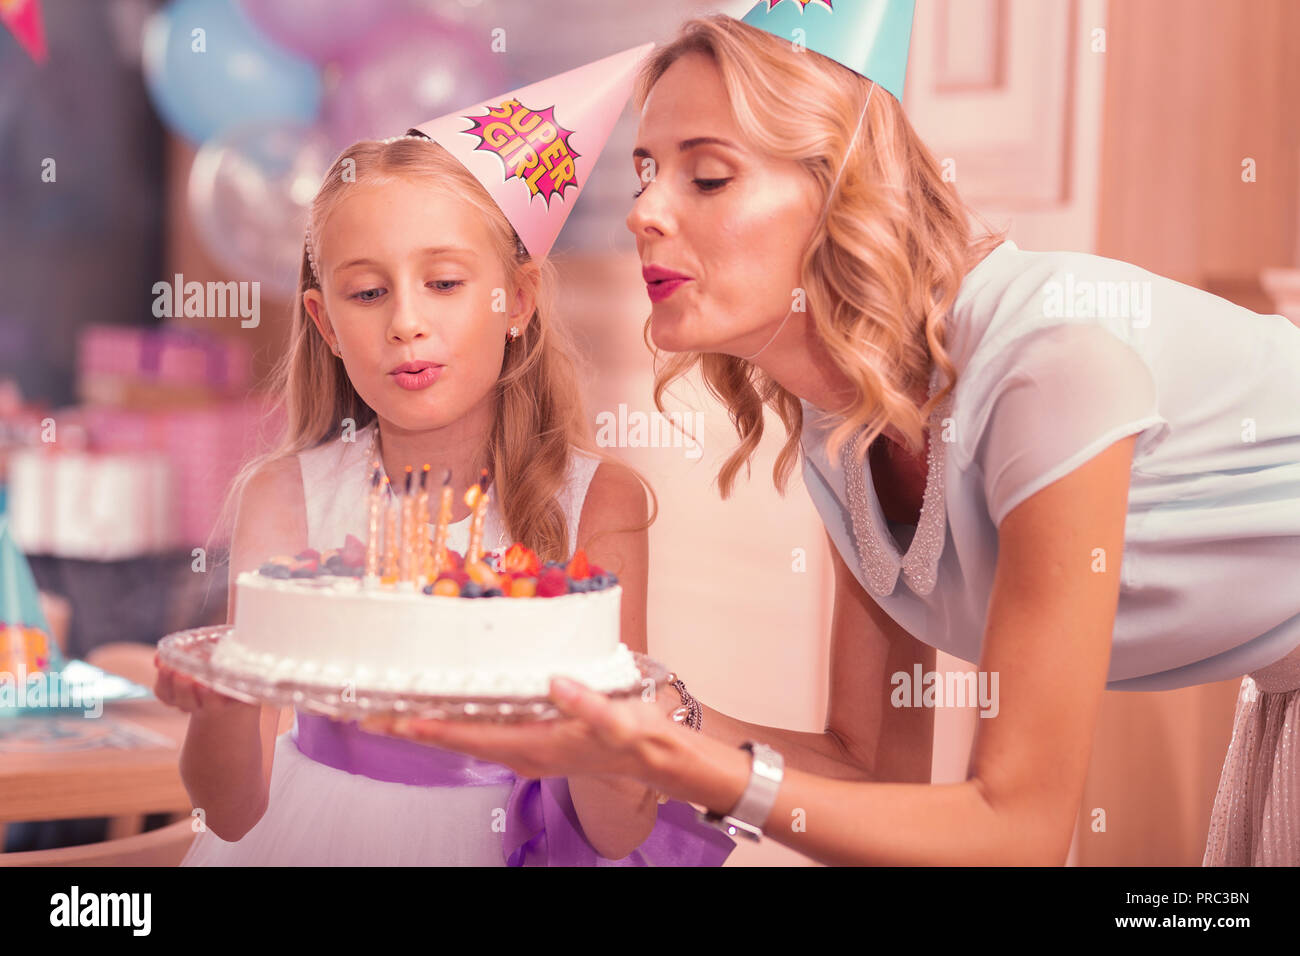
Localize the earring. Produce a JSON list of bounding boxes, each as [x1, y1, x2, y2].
[[506, 326, 521, 343]]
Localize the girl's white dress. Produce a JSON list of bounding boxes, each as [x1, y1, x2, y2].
[[798, 240, 1300, 865], [181, 423, 734, 866]]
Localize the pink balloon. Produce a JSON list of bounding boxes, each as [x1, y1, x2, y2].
[[325, 16, 506, 148], [237, 0, 377, 63]]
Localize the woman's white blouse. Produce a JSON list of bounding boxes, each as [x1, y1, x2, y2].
[[800, 240, 1300, 691]]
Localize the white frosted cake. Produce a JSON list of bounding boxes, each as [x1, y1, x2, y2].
[[213, 537, 640, 699]]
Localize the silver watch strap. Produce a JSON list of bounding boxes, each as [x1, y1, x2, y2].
[[699, 741, 784, 841], [730, 742, 783, 826]]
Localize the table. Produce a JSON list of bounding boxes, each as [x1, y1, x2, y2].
[[0, 697, 192, 827]]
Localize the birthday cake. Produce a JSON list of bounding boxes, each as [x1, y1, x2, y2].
[[211, 469, 639, 699]]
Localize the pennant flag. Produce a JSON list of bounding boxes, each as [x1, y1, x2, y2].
[[0, 0, 48, 65]]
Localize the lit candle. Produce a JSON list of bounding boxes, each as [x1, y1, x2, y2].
[[429, 468, 453, 579], [399, 466, 416, 589], [465, 468, 490, 566], [415, 464, 431, 586], [382, 477, 399, 585], [364, 462, 382, 587]]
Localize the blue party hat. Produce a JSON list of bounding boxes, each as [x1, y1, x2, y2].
[[0, 513, 65, 678], [740, 0, 916, 102]]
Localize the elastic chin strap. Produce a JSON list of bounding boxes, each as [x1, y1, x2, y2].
[[738, 81, 877, 364]]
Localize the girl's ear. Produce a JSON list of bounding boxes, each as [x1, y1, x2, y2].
[[303, 288, 338, 352], [509, 260, 541, 332]]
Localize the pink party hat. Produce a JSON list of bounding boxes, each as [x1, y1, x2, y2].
[[411, 43, 654, 259]]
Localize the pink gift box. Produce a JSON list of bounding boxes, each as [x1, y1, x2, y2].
[[78, 324, 252, 403], [8, 446, 175, 559], [74, 396, 284, 548]]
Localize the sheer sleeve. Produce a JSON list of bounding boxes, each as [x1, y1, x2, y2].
[[976, 323, 1169, 527]]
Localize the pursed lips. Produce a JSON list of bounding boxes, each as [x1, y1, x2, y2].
[[389, 360, 444, 391], [642, 265, 692, 302]]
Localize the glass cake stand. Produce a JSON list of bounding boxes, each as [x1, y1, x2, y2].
[[156, 625, 670, 723]]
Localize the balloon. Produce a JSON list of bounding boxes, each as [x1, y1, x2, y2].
[[325, 16, 505, 148], [143, 0, 322, 145], [188, 120, 335, 300], [235, 0, 376, 64]]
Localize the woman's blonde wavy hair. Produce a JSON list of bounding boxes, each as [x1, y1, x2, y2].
[[640, 15, 1008, 497], [216, 137, 655, 565]]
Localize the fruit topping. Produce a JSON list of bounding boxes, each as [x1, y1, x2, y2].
[[289, 556, 319, 577], [502, 543, 541, 577], [431, 578, 461, 597], [537, 568, 568, 598], [507, 576, 537, 598], [466, 560, 501, 589], [341, 534, 366, 569], [565, 549, 590, 580]]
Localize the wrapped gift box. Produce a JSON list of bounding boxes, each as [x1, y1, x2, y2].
[[76, 396, 282, 549], [7, 396, 281, 558], [7, 448, 175, 559], [78, 324, 252, 408]]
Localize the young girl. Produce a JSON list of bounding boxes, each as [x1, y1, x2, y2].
[[154, 54, 734, 866]]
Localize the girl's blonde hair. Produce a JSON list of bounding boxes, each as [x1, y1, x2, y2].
[[217, 137, 654, 564], [639, 15, 1008, 497]]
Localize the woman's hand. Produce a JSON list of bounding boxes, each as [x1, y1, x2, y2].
[[153, 652, 259, 718], [359, 675, 686, 784]]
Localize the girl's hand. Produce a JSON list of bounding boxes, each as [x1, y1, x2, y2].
[[359, 676, 685, 784], [153, 652, 258, 717]]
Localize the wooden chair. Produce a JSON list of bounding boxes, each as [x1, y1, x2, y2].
[[0, 816, 197, 866]]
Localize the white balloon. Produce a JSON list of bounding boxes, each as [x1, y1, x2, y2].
[[188, 120, 335, 300]]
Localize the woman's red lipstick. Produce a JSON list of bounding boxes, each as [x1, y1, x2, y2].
[[390, 360, 443, 391], [643, 265, 692, 303]]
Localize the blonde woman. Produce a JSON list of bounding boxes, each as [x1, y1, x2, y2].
[[371, 8, 1300, 865]]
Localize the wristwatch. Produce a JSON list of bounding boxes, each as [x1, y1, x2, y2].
[[698, 741, 784, 841]]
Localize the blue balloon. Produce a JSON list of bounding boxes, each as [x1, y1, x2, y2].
[[142, 0, 322, 144]]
